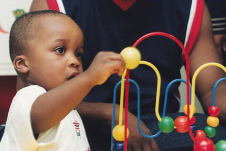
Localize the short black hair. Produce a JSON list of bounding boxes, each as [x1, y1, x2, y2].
[[9, 10, 66, 61]]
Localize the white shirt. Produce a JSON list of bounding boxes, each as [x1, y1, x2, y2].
[[0, 85, 90, 151]]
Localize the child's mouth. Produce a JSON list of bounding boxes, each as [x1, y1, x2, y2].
[[67, 72, 78, 80], [67, 76, 75, 80]]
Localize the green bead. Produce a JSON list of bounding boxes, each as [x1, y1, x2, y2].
[[158, 116, 174, 133], [215, 140, 226, 151], [204, 126, 216, 138]]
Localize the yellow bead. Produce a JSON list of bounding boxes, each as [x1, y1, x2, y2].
[[183, 105, 196, 115], [120, 47, 141, 70], [112, 125, 129, 141], [207, 116, 219, 127]]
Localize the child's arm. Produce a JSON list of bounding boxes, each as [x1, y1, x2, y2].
[[31, 52, 125, 134]]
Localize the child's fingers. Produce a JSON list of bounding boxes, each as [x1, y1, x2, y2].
[[88, 51, 125, 85], [108, 59, 125, 76], [97, 51, 125, 75], [107, 52, 126, 76]]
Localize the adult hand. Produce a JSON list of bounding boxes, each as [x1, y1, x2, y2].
[[127, 112, 159, 151]]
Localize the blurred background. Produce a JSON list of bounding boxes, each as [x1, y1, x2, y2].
[[0, 0, 32, 124]]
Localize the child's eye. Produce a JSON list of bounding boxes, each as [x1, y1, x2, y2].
[[55, 47, 65, 54], [75, 52, 82, 58]]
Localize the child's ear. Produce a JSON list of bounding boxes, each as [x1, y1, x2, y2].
[[13, 55, 29, 74]]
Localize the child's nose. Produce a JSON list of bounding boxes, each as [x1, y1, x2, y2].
[[69, 56, 80, 68]]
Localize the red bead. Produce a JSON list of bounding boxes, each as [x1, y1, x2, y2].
[[174, 116, 189, 133], [195, 130, 206, 141], [194, 138, 216, 151], [190, 116, 196, 125], [208, 106, 220, 117]]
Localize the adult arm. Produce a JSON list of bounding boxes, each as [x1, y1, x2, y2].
[[205, 0, 226, 62], [213, 34, 226, 62], [30, 0, 49, 11], [189, 4, 226, 124]]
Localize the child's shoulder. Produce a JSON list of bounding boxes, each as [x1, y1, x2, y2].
[[11, 85, 46, 108], [16, 85, 46, 96]]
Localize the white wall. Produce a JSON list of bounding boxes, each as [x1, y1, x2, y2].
[[0, 0, 32, 75]]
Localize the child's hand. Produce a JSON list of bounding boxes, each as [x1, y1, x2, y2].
[[85, 52, 125, 85]]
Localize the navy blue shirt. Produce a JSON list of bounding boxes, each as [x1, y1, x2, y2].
[[48, 0, 202, 115]]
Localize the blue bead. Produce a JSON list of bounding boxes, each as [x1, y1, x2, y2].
[[191, 125, 197, 131], [111, 141, 124, 151]]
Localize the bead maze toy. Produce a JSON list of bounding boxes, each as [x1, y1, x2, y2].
[[111, 32, 226, 151]]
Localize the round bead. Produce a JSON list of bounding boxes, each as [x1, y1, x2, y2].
[[194, 138, 215, 151], [204, 126, 216, 138], [158, 116, 174, 133], [195, 130, 206, 141], [183, 105, 196, 115], [208, 106, 220, 117], [207, 116, 219, 127], [111, 141, 124, 151], [191, 125, 197, 131], [215, 140, 226, 151], [174, 116, 189, 133], [112, 125, 129, 141], [120, 47, 141, 70], [190, 116, 196, 125]]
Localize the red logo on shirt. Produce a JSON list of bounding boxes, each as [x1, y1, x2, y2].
[[86, 147, 91, 151], [73, 120, 81, 139]]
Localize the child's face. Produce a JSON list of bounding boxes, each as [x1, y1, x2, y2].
[[25, 15, 84, 90]]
